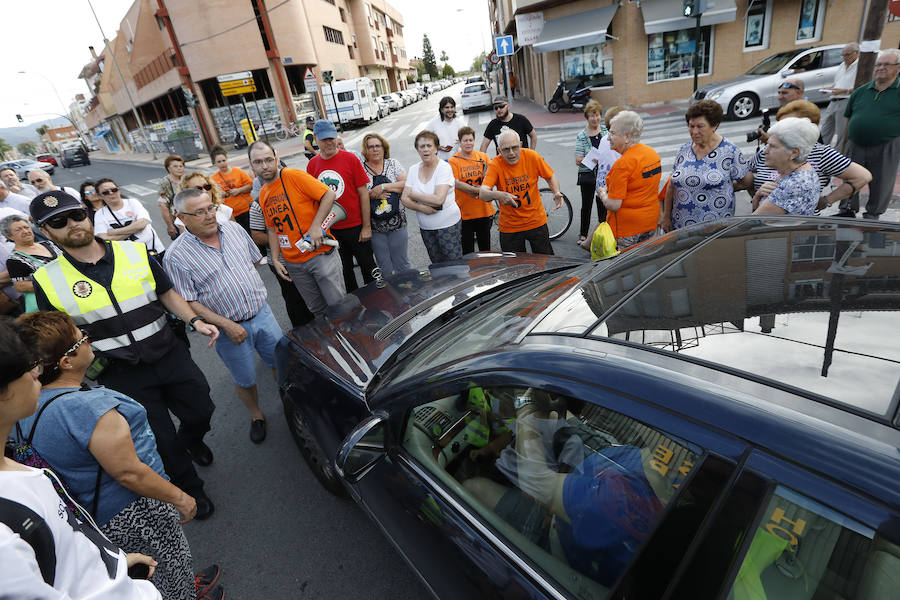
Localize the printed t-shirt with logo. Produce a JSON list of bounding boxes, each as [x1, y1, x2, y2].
[[605, 143, 662, 238], [482, 149, 553, 233], [307, 150, 368, 229], [449, 151, 495, 220], [259, 168, 331, 264], [211, 166, 254, 216]]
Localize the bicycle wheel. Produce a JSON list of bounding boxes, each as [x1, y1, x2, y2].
[[275, 127, 289, 141], [540, 187, 573, 240]]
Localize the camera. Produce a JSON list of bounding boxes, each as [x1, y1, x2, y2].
[[746, 109, 771, 143]]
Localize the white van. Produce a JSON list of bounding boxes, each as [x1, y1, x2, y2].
[[322, 77, 378, 126]]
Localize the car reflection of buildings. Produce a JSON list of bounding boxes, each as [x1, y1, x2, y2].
[[584, 225, 900, 377]]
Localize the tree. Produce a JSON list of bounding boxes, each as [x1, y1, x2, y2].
[[0, 138, 11, 160], [471, 52, 487, 74], [422, 35, 439, 79], [35, 125, 48, 136], [17, 141, 37, 156], [440, 50, 449, 64], [441, 64, 456, 78]]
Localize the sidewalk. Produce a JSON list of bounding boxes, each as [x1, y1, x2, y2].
[[504, 95, 691, 129]]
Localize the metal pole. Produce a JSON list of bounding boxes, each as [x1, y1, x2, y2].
[[251, 97, 270, 144], [86, 0, 157, 158], [693, 14, 701, 93], [327, 82, 343, 133], [239, 95, 257, 143]]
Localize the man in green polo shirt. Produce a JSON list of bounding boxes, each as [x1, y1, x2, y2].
[[840, 49, 900, 219]]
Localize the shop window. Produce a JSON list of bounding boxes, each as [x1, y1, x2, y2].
[[744, 0, 772, 51], [796, 0, 826, 43], [560, 42, 613, 88], [648, 26, 712, 84]]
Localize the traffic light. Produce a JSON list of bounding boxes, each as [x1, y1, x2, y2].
[[322, 70, 333, 84], [15, 114, 23, 123], [683, 0, 706, 16]]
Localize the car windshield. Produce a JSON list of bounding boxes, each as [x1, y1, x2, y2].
[[464, 85, 485, 93], [551, 220, 900, 418], [746, 49, 805, 75], [390, 264, 594, 383]]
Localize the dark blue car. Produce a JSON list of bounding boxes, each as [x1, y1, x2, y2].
[[276, 217, 900, 599]]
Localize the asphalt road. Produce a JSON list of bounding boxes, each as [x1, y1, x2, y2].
[[42, 90, 762, 598]]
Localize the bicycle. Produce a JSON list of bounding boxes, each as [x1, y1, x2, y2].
[[540, 187, 573, 240], [274, 122, 303, 141]]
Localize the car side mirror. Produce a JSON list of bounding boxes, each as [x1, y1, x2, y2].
[[335, 411, 388, 484], [781, 69, 795, 78]]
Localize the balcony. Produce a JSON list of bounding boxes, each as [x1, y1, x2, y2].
[[386, 28, 393, 38], [391, 54, 398, 64]]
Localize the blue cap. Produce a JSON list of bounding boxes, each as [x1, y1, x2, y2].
[[313, 119, 338, 140]]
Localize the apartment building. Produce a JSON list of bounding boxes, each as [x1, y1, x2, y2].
[[493, 0, 900, 111], [78, 0, 412, 153]]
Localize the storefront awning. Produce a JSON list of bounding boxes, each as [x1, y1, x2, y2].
[[641, 0, 737, 35], [533, 5, 618, 54]]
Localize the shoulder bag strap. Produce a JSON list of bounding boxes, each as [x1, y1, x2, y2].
[[26, 390, 78, 442], [0, 497, 56, 584]]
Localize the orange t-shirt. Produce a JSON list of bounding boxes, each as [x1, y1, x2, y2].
[[482, 149, 553, 233], [605, 143, 661, 238], [448, 151, 495, 220], [211, 167, 254, 216], [259, 168, 331, 264]]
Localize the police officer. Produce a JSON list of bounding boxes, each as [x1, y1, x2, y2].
[[303, 115, 318, 160], [29, 190, 220, 519]]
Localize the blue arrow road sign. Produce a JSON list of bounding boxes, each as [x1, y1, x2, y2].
[[495, 35, 514, 57]]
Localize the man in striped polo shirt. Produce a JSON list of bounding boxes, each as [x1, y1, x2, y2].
[[163, 187, 280, 444]]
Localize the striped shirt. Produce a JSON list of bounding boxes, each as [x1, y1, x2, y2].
[[751, 142, 851, 192], [249, 198, 266, 231], [162, 221, 266, 322]]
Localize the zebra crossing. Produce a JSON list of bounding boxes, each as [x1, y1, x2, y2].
[[341, 110, 497, 152]]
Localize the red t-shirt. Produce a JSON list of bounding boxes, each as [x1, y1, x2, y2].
[[211, 167, 253, 216], [307, 150, 368, 229], [259, 168, 331, 264]]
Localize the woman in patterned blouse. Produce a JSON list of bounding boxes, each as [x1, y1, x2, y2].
[[662, 100, 753, 231], [752, 117, 821, 216]]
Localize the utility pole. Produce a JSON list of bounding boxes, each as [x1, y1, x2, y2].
[[853, 0, 891, 89]]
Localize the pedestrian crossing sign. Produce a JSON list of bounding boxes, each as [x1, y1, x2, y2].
[[495, 35, 514, 57]]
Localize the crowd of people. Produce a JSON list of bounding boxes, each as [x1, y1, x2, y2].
[[0, 46, 897, 598]]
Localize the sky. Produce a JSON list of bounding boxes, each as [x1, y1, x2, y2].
[[1, 0, 493, 130]]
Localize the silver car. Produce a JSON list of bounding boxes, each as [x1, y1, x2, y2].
[[0, 159, 55, 178], [693, 44, 844, 120]]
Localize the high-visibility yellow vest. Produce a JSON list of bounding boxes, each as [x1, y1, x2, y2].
[[33, 241, 171, 364]]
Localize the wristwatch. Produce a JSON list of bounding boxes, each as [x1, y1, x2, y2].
[[514, 395, 534, 411], [189, 315, 207, 328]]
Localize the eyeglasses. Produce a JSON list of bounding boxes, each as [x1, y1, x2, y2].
[[778, 83, 801, 91], [99, 187, 119, 196], [874, 62, 900, 68], [63, 330, 90, 358], [193, 183, 213, 191], [43, 209, 88, 229], [498, 145, 521, 153], [250, 157, 277, 167], [30, 178, 46, 184], [366, 144, 383, 150], [180, 205, 218, 217]]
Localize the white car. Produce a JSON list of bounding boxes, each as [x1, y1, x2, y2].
[[379, 94, 399, 111], [374, 97, 390, 119], [460, 82, 492, 114], [390, 92, 407, 108]]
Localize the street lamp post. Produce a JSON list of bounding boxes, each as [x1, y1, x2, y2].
[[17, 70, 90, 149]]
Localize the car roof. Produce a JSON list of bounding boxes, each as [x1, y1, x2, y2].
[[532, 217, 900, 429]]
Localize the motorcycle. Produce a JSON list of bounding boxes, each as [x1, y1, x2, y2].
[[547, 78, 592, 113]]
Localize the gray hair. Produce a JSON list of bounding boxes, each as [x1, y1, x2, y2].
[[767, 117, 819, 163], [878, 48, 900, 63], [844, 42, 859, 54], [610, 110, 644, 141], [0, 214, 29, 238], [497, 129, 520, 147], [28, 168, 50, 181], [173, 187, 206, 213]]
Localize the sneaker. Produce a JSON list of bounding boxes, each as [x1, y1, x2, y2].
[[201, 585, 225, 600], [250, 419, 267, 444], [258, 256, 268, 265], [862, 213, 880, 220], [835, 209, 857, 218], [194, 491, 215, 520], [195, 564, 221, 598]]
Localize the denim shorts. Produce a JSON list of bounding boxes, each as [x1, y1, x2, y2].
[[214, 303, 283, 388]]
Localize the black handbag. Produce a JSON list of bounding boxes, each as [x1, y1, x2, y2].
[[577, 167, 598, 187], [365, 163, 401, 222]]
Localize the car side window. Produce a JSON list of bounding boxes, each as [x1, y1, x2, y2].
[[725, 485, 896, 599], [402, 385, 701, 599], [822, 48, 843, 68], [790, 51, 823, 71]]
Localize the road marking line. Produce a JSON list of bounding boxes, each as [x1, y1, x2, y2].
[[123, 184, 157, 197]]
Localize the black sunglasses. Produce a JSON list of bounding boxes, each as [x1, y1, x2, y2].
[[779, 82, 801, 91], [99, 187, 120, 196], [44, 209, 88, 229], [194, 183, 213, 191]]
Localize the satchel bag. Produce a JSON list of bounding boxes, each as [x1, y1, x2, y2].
[[365, 163, 401, 222], [577, 167, 598, 186]]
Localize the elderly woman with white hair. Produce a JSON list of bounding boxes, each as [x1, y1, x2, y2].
[[596, 110, 662, 250], [752, 117, 821, 216]]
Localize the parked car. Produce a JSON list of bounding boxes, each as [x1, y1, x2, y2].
[[460, 82, 492, 113], [277, 216, 900, 600], [0, 159, 54, 178], [390, 92, 407, 108], [379, 94, 399, 111], [35, 153, 57, 167], [59, 146, 90, 168], [398, 90, 414, 105], [374, 96, 390, 119], [693, 44, 844, 120], [466, 75, 484, 85]]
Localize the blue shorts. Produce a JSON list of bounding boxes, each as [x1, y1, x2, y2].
[[214, 303, 283, 388]]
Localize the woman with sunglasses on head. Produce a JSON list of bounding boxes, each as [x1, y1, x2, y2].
[[79, 180, 103, 222], [0, 316, 163, 599], [174, 171, 234, 231], [92, 178, 166, 257], [1, 214, 60, 313], [12, 311, 224, 600]]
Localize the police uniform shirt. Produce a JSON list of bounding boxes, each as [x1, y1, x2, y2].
[[33, 238, 173, 311]]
